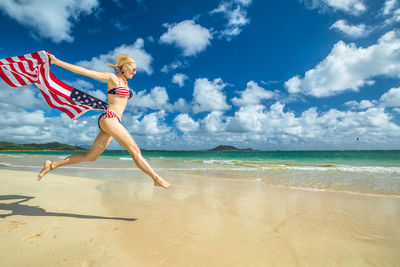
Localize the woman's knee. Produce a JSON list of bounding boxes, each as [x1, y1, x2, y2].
[[129, 148, 142, 161]]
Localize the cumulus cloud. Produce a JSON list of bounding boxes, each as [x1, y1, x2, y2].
[[1, 100, 399, 150], [0, 81, 46, 111], [77, 39, 153, 75], [160, 20, 213, 56], [224, 102, 400, 148], [170, 98, 191, 113], [210, 2, 250, 39], [227, 104, 269, 133], [170, 100, 400, 150], [200, 111, 227, 133], [128, 86, 170, 111], [192, 78, 231, 113], [172, 73, 189, 87], [174, 113, 200, 133], [380, 87, 400, 107], [231, 81, 274, 106], [0, 111, 101, 145], [0, 0, 99, 43], [125, 85, 190, 113], [128, 110, 171, 136], [0, 110, 47, 127], [330, 19, 372, 38], [285, 30, 400, 97], [300, 0, 366, 15]]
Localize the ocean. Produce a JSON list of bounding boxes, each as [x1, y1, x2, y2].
[[1, 150, 399, 196]]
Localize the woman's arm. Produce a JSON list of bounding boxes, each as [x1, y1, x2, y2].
[[49, 54, 113, 81]]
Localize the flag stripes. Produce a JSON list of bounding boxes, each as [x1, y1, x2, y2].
[[0, 51, 107, 120]]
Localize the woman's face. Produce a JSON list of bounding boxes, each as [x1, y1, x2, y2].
[[123, 62, 137, 79]]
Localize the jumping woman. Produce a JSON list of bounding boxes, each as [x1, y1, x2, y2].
[[37, 53, 174, 189]]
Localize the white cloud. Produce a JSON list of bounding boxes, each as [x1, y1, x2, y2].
[[128, 86, 170, 110], [222, 102, 400, 149], [128, 110, 171, 136], [192, 78, 231, 113], [77, 39, 153, 75], [161, 60, 187, 73], [210, 2, 250, 39], [201, 111, 227, 133], [227, 104, 269, 133], [285, 30, 400, 97], [170, 98, 191, 113], [172, 73, 189, 87], [330, 19, 372, 38], [0, 81, 46, 111], [232, 81, 274, 106], [1, 100, 399, 150], [170, 100, 400, 150], [0, 111, 100, 145], [0, 110, 46, 127], [160, 20, 213, 56], [126, 85, 190, 113], [382, 0, 397, 15], [233, 0, 252, 6], [380, 87, 400, 107], [344, 99, 376, 110], [174, 114, 200, 133], [0, 0, 99, 43], [381, 0, 400, 24], [63, 79, 94, 90], [301, 0, 366, 15]]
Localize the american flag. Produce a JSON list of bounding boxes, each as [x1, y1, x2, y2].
[[0, 51, 107, 119]]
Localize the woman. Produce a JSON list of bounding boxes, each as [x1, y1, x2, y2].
[[37, 53, 174, 189]]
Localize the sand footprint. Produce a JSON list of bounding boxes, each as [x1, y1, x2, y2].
[[22, 232, 43, 241], [7, 221, 26, 231]]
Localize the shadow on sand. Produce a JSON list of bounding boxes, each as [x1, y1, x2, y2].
[[0, 195, 136, 221]]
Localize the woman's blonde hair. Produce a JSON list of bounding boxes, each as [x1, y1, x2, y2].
[[108, 54, 136, 71]]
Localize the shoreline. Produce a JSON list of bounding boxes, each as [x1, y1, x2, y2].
[[2, 166, 400, 198]]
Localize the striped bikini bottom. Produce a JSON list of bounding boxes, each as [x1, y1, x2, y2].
[[98, 110, 121, 132]]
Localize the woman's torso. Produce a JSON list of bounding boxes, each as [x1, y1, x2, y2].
[[106, 74, 132, 119]]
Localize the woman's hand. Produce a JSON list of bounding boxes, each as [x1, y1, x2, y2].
[[48, 53, 58, 65]]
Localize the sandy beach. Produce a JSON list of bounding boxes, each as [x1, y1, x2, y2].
[[1, 168, 399, 266]]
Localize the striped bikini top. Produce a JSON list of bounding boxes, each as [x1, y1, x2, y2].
[[108, 75, 133, 99]]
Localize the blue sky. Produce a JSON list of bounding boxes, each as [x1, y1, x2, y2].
[[0, 0, 400, 150]]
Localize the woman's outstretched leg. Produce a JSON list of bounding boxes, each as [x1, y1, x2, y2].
[[37, 130, 113, 181], [100, 118, 174, 189]]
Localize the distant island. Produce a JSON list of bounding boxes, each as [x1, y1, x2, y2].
[[0, 142, 86, 151], [0, 141, 253, 152], [207, 145, 254, 151]]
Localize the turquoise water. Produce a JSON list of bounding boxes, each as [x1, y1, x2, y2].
[[1, 150, 399, 196], [1, 150, 399, 166]]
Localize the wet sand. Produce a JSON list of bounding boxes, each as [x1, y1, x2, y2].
[[0, 169, 399, 266]]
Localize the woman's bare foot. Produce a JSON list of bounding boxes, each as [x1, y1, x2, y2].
[[153, 175, 174, 189], [37, 160, 53, 181]]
